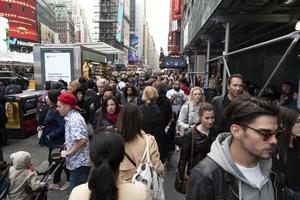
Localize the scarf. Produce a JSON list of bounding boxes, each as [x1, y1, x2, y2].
[[106, 113, 118, 124]]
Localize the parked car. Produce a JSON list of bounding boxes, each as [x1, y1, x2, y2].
[[0, 71, 29, 90]]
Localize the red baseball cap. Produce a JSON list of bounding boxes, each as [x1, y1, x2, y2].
[[58, 92, 80, 110]]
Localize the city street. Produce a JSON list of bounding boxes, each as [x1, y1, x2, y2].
[[3, 135, 185, 200]]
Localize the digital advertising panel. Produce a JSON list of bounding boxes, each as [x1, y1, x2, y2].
[[130, 34, 138, 48], [0, 16, 9, 51], [116, 0, 124, 43], [0, 0, 38, 42], [44, 52, 72, 83]]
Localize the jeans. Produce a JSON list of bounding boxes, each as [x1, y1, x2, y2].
[[69, 166, 90, 191]]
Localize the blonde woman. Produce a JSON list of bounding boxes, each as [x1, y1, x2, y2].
[[177, 87, 205, 133]]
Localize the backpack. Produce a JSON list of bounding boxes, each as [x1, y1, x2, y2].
[[129, 134, 165, 200]]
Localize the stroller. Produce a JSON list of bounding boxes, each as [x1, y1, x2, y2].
[[0, 148, 65, 200], [29, 148, 66, 200], [0, 161, 12, 199]]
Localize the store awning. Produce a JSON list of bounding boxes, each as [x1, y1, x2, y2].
[[82, 42, 123, 54], [0, 51, 33, 63]]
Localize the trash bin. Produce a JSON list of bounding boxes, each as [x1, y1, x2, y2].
[[5, 91, 43, 138]]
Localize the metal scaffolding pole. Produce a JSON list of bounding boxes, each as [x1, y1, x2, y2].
[[206, 30, 300, 63], [222, 54, 231, 77], [222, 22, 230, 95], [258, 35, 300, 97], [205, 40, 211, 87]]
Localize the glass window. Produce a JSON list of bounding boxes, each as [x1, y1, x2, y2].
[[8, 4, 12, 10]]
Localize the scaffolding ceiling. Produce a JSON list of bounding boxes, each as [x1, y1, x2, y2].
[[82, 42, 123, 55], [184, 0, 300, 55]]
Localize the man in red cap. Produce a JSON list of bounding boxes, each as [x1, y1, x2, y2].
[[56, 92, 90, 191]]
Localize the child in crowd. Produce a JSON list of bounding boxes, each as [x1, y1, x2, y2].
[[8, 151, 45, 200]]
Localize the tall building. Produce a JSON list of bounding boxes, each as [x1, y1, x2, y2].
[[129, 0, 145, 65], [37, 0, 60, 44], [53, 4, 75, 43], [93, 0, 129, 65], [148, 34, 159, 71], [168, 0, 182, 55], [46, 0, 90, 42]]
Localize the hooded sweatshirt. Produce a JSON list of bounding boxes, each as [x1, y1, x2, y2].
[[207, 132, 275, 200], [8, 151, 45, 200]]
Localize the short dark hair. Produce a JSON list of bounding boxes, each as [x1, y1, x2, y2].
[[227, 74, 244, 86], [116, 103, 143, 142], [224, 96, 279, 127]]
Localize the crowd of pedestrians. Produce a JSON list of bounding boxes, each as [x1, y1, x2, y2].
[[2, 70, 300, 200]]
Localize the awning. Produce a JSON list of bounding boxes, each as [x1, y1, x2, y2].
[[0, 51, 33, 63], [81, 42, 123, 54]]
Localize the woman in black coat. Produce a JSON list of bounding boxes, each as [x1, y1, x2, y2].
[[140, 86, 167, 163], [175, 102, 217, 192], [274, 107, 300, 200], [39, 89, 69, 190]]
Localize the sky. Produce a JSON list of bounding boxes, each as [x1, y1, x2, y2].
[[78, 0, 170, 52]]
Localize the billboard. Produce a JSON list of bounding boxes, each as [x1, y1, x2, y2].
[[116, 0, 124, 43], [164, 56, 187, 68], [172, 0, 181, 20], [0, 0, 38, 42], [128, 48, 138, 63], [44, 52, 72, 83], [40, 23, 55, 44], [130, 34, 138, 47], [0, 16, 9, 51]]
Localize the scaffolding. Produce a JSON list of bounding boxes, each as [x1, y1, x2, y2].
[[203, 28, 300, 107]]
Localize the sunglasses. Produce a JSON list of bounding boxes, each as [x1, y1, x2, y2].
[[236, 123, 282, 141]]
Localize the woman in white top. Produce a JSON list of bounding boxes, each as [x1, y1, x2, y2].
[[69, 129, 151, 200], [177, 87, 205, 133]]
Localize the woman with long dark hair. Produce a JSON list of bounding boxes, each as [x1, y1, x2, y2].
[[96, 97, 121, 129], [116, 103, 164, 182], [123, 84, 138, 104], [175, 102, 217, 193], [69, 129, 150, 200], [276, 107, 300, 199], [39, 89, 70, 190]]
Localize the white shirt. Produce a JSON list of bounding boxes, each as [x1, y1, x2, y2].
[[235, 163, 267, 189]]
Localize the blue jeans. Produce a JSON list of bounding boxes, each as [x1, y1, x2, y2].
[[69, 166, 90, 191]]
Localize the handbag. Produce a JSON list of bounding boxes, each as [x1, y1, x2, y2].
[[174, 104, 191, 147], [130, 134, 165, 200], [175, 128, 195, 194]]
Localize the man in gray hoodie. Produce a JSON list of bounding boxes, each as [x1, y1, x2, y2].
[[186, 96, 282, 200]]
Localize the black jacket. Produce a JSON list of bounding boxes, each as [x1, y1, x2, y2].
[[211, 95, 230, 133], [177, 126, 218, 180], [186, 157, 295, 200]]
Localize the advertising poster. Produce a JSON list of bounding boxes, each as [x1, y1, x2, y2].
[[44, 52, 72, 83], [5, 102, 20, 129], [40, 23, 55, 44], [0, 0, 38, 42], [116, 0, 124, 43], [0, 16, 9, 51]]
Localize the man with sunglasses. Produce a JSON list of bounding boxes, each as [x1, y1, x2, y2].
[[186, 96, 289, 200]]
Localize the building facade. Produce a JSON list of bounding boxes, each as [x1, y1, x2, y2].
[[53, 5, 75, 43]]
